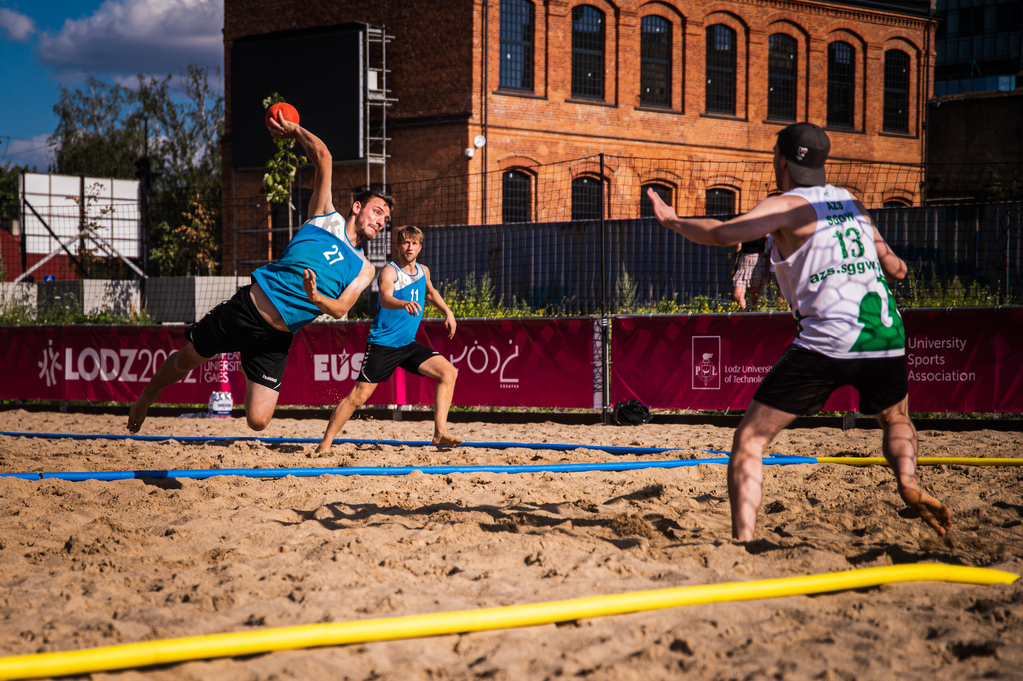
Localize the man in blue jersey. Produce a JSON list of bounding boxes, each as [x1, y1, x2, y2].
[[647, 122, 951, 542], [127, 113, 391, 433], [315, 225, 462, 452]]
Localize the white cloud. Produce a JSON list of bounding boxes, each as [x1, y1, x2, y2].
[[0, 7, 36, 41], [1, 135, 55, 173], [36, 0, 223, 77]]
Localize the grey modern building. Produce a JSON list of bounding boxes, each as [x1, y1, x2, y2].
[[935, 0, 1023, 95]]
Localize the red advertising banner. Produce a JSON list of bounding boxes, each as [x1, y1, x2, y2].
[[0, 318, 595, 409], [901, 308, 1023, 413], [2, 325, 64, 401], [611, 309, 1023, 413], [280, 318, 594, 408], [411, 317, 595, 408], [611, 314, 855, 411]]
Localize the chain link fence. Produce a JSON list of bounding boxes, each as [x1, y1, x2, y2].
[[2, 158, 1021, 322]]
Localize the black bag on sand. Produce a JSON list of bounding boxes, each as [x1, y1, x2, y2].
[[613, 399, 652, 426]]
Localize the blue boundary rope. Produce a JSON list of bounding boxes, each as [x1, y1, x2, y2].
[[1, 457, 818, 482], [0, 430, 821, 482], [0, 431, 724, 456]]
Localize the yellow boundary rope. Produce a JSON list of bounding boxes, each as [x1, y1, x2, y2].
[[816, 457, 1023, 466], [0, 565, 1015, 680]]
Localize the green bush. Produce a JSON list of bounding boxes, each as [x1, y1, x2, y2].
[[430, 272, 547, 319], [897, 264, 1017, 308]]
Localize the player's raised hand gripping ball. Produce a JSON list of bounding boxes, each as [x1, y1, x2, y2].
[[265, 102, 299, 131]]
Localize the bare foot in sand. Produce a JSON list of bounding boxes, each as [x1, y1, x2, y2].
[[901, 487, 952, 536], [432, 433, 462, 447], [126, 389, 159, 433]]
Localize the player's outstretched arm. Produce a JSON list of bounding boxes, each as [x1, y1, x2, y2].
[[647, 188, 724, 245], [649, 188, 811, 248], [377, 264, 422, 316], [268, 112, 334, 216], [302, 261, 376, 319], [424, 265, 457, 339]]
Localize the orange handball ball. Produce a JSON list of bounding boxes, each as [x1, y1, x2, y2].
[[265, 102, 299, 130]]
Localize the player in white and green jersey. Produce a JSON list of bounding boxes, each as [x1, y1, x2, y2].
[[647, 122, 951, 542]]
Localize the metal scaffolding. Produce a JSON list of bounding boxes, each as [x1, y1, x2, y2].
[[364, 24, 395, 190]]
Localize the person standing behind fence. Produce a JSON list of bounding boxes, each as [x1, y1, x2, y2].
[[127, 113, 391, 433], [732, 237, 769, 311], [646, 121, 951, 541], [316, 226, 462, 453]]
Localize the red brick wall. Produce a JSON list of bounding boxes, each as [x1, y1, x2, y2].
[[222, 0, 933, 269]]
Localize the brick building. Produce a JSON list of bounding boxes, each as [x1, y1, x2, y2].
[[222, 0, 934, 273]]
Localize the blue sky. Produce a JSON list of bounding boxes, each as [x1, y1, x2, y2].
[[0, 0, 224, 170]]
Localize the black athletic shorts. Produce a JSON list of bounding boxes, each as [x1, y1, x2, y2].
[[185, 284, 294, 392], [357, 341, 439, 384], [753, 344, 908, 416]]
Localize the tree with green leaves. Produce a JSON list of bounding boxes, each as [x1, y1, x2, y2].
[[49, 63, 225, 276], [261, 93, 307, 241], [0, 152, 33, 223]]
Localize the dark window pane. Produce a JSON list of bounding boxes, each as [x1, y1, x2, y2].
[[640, 15, 671, 107], [883, 49, 910, 133], [767, 33, 797, 120], [883, 199, 910, 207], [572, 5, 605, 100], [502, 171, 532, 223], [827, 41, 855, 128], [706, 187, 736, 216], [640, 183, 672, 217], [499, 0, 534, 91], [706, 24, 736, 114], [972, 6, 985, 34], [572, 176, 603, 221]]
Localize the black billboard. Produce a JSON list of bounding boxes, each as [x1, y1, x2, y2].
[[230, 23, 364, 169]]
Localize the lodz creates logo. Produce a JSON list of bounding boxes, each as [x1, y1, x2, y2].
[[449, 340, 520, 386], [692, 336, 721, 390]]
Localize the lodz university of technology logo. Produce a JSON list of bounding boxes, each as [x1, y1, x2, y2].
[[692, 336, 721, 390]]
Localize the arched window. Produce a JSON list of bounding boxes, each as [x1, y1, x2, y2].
[[572, 5, 605, 100], [502, 170, 532, 223], [499, 0, 535, 91], [883, 199, 911, 208], [640, 183, 672, 218], [827, 41, 855, 128], [706, 25, 736, 115], [572, 176, 603, 220], [767, 34, 797, 121], [883, 49, 910, 133], [640, 16, 671, 107], [706, 187, 736, 216]]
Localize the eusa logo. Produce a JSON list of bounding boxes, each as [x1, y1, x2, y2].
[[313, 349, 364, 381]]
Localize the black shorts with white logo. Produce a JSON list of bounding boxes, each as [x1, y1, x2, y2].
[[185, 284, 294, 392], [357, 341, 439, 384], [753, 344, 908, 416]]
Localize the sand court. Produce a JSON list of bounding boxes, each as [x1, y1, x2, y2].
[[1, 411, 1021, 680]]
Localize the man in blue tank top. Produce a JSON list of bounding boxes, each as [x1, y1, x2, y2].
[[127, 112, 392, 433], [315, 226, 462, 451], [647, 122, 950, 542]]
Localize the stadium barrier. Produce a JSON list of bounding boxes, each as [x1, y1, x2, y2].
[[2, 308, 1020, 413]]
